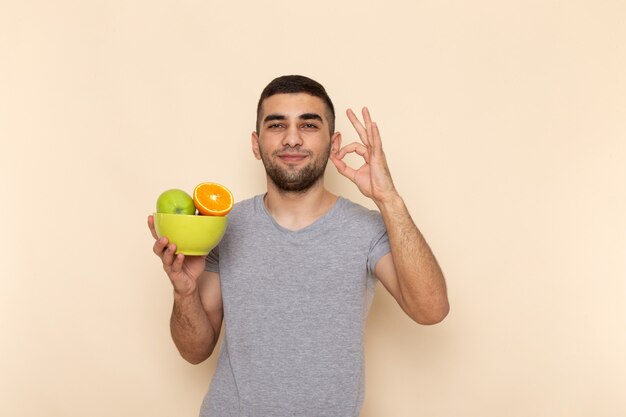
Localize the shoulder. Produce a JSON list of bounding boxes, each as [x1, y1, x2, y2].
[[335, 197, 386, 232], [337, 197, 382, 222], [227, 194, 263, 219], [220, 194, 266, 236]]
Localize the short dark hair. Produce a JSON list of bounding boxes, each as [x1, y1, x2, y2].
[[256, 75, 335, 134]]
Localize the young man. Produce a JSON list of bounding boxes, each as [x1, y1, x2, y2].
[[148, 75, 449, 416]]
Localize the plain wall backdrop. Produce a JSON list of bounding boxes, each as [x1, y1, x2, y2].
[[2, 1, 625, 416]]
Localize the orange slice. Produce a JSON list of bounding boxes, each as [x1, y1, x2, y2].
[[193, 182, 234, 216]]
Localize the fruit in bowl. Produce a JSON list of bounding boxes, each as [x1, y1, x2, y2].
[[193, 182, 234, 216], [154, 182, 233, 255], [156, 189, 196, 215]]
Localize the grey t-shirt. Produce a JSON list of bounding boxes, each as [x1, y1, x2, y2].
[[202, 194, 390, 417]]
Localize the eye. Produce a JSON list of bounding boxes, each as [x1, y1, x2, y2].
[[301, 123, 319, 130], [267, 123, 284, 129]]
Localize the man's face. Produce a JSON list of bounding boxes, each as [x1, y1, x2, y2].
[[252, 93, 341, 193]]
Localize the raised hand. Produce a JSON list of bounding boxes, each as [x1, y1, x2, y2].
[[148, 214, 206, 297], [330, 107, 397, 206]]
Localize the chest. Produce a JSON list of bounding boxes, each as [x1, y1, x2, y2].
[[217, 223, 374, 323]]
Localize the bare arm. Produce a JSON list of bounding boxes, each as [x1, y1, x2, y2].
[[374, 196, 449, 324], [149, 215, 223, 363], [170, 271, 223, 364], [330, 108, 449, 324]]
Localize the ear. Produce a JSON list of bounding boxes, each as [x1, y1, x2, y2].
[[331, 132, 342, 155], [251, 131, 262, 160]]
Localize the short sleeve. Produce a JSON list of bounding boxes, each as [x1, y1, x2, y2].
[[367, 217, 390, 273], [204, 245, 220, 272]]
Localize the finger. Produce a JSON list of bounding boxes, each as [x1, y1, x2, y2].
[[371, 122, 383, 155], [355, 117, 383, 161], [153, 236, 169, 256], [346, 108, 370, 147], [147, 215, 159, 240], [329, 153, 344, 170], [336, 142, 370, 163], [330, 153, 357, 182], [171, 253, 185, 273], [362, 107, 373, 141], [161, 243, 177, 268]]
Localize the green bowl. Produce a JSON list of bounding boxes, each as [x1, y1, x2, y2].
[[153, 213, 228, 255]]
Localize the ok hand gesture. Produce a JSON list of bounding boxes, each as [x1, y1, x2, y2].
[[330, 107, 398, 206]]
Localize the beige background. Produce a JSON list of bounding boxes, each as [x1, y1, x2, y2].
[[2, 1, 625, 416]]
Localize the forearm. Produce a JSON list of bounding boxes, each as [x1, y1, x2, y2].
[[377, 193, 449, 324], [170, 291, 217, 364]]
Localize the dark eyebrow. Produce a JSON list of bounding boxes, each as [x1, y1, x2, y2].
[[263, 114, 287, 124], [299, 113, 323, 122]]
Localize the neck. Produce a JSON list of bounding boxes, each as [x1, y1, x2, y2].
[[264, 178, 337, 231]]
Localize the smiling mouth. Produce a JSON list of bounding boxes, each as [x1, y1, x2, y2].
[[276, 153, 309, 163]]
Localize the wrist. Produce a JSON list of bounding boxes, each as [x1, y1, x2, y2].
[[173, 287, 200, 303], [375, 190, 404, 214]]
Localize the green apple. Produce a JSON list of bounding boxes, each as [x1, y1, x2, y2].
[[156, 189, 196, 215]]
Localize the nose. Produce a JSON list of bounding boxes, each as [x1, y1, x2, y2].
[[282, 124, 303, 148]]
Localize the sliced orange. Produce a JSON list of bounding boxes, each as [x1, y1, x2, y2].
[[193, 182, 234, 216]]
